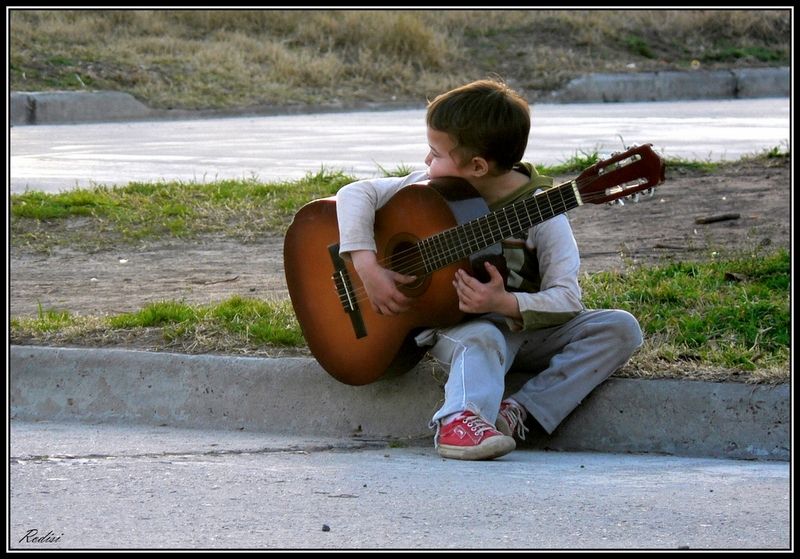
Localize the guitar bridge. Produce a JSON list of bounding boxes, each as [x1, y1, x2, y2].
[[328, 244, 367, 339]]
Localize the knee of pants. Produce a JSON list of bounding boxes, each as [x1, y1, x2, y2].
[[434, 321, 510, 367], [609, 310, 644, 353]]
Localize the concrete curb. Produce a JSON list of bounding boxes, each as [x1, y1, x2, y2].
[[10, 67, 790, 126], [10, 345, 789, 461], [549, 67, 790, 103], [10, 91, 154, 126]]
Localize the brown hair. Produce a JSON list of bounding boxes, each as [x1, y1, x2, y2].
[[426, 79, 530, 173]]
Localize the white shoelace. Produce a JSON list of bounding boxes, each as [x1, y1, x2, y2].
[[501, 404, 530, 440], [462, 413, 494, 436]]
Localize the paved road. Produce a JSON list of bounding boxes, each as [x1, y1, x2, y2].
[[9, 420, 791, 550], [9, 97, 789, 194]]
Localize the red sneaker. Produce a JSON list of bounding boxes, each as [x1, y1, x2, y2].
[[496, 399, 530, 441], [436, 411, 515, 460]]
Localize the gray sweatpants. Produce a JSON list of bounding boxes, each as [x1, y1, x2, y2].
[[421, 309, 643, 434]]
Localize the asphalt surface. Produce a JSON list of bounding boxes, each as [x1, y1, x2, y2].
[[10, 97, 790, 194], [9, 420, 791, 550], [8, 67, 793, 550]]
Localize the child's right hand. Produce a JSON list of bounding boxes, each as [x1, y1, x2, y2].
[[350, 250, 416, 316]]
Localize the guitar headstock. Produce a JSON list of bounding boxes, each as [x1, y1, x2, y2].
[[576, 144, 665, 205]]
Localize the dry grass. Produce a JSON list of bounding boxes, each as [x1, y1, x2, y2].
[[10, 324, 314, 360], [10, 327, 787, 385], [10, 9, 790, 110]]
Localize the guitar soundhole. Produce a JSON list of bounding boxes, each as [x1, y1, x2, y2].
[[387, 235, 428, 294]]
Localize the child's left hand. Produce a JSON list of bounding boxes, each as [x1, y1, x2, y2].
[[453, 261, 520, 317]]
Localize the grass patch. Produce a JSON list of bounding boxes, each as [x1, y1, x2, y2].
[[582, 249, 789, 378], [10, 168, 354, 251], [26, 304, 75, 333], [702, 45, 785, 63], [106, 297, 303, 346], [108, 300, 199, 328], [12, 296, 305, 355], [208, 296, 303, 346], [537, 149, 602, 176], [624, 35, 656, 59]]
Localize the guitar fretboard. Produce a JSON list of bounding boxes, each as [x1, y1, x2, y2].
[[418, 181, 581, 273]]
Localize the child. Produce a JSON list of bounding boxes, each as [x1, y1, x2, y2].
[[335, 79, 643, 460]]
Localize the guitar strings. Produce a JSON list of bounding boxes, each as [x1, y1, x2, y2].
[[335, 169, 649, 308], [381, 177, 582, 274], [376, 174, 612, 277]]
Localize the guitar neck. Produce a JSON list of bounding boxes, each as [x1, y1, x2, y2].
[[417, 180, 582, 273]]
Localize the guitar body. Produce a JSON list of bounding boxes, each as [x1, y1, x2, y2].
[[285, 144, 665, 386], [284, 178, 495, 386]]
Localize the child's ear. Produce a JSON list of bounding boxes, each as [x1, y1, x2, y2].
[[469, 156, 490, 177]]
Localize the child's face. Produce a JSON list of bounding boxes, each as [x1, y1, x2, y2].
[[424, 127, 469, 179]]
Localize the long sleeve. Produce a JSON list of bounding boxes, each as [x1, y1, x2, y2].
[[335, 171, 429, 255]]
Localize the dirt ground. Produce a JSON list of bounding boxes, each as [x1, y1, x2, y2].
[[9, 158, 791, 321]]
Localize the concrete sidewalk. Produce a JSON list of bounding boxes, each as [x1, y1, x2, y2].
[[9, 345, 790, 462]]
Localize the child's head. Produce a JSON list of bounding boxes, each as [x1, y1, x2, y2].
[[426, 79, 530, 176]]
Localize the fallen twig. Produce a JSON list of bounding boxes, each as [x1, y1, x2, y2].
[[191, 275, 240, 285], [694, 213, 740, 224]]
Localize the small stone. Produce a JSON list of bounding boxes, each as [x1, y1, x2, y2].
[[322, 524, 330, 532]]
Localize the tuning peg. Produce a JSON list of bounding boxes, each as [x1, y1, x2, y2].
[[635, 188, 656, 201]]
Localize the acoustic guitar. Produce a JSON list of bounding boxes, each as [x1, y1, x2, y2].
[[284, 144, 665, 385]]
